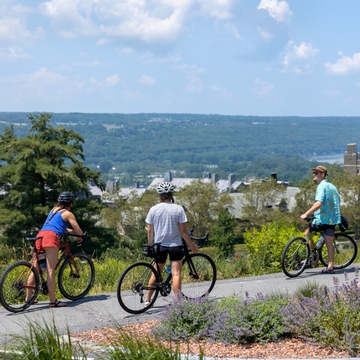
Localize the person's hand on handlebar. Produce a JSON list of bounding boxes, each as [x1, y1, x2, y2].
[[300, 213, 308, 221]]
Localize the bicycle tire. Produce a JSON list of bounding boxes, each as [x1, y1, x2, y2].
[[180, 253, 216, 299], [319, 233, 358, 270], [58, 253, 95, 301], [0, 260, 40, 313], [281, 237, 310, 278], [117, 262, 159, 314]]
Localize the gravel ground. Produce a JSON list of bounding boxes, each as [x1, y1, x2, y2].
[[71, 320, 350, 359]]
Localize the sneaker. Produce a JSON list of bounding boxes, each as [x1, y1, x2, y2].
[[144, 301, 150, 307]]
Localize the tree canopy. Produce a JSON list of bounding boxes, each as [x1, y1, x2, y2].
[[0, 113, 106, 248]]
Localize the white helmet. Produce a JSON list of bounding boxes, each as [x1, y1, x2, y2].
[[156, 182, 175, 194]]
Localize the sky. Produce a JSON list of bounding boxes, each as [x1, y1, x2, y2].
[[1, 0, 360, 117]]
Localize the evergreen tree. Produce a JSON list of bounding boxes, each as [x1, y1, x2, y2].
[[0, 113, 106, 248], [211, 208, 237, 258]]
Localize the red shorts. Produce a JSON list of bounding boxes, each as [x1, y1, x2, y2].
[[35, 230, 60, 252]]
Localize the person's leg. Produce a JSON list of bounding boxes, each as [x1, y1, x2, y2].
[[44, 247, 59, 304], [25, 258, 38, 302], [324, 234, 335, 270], [145, 262, 165, 303], [171, 260, 182, 299], [323, 226, 336, 271]]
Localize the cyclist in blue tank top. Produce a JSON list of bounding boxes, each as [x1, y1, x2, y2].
[[27, 192, 83, 307]]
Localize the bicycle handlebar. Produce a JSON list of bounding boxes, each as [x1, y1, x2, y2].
[[25, 231, 89, 247], [62, 231, 89, 247]]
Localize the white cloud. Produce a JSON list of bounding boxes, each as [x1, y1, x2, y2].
[[6, 67, 70, 103], [324, 52, 360, 75], [175, 63, 205, 93], [323, 89, 340, 98], [0, 46, 32, 59], [197, 0, 233, 20], [223, 22, 242, 40], [210, 85, 233, 98], [105, 74, 120, 86], [38, 0, 235, 43], [138, 75, 156, 85], [0, 16, 44, 43], [257, 26, 273, 40], [281, 41, 319, 73], [40, 0, 99, 38], [257, 0, 292, 24], [253, 78, 274, 97]]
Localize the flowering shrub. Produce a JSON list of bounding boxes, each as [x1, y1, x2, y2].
[[282, 270, 360, 356], [155, 293, 290, 344], [155, 270, 360, 356]]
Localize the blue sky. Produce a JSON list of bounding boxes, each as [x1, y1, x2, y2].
[[1, 0, 360, 116]]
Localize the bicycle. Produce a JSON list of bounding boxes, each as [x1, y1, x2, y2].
[[281, 217, 357, 277], [0, 232, 95, 313], [117, 232, 216, 314]]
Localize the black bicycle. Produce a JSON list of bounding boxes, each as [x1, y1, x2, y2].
[[0, 232, 95, 312], [117, 232, 216, 314], [281, 217, 357, 277]]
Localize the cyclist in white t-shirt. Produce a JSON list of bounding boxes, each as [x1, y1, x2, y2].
[[145, 182, 198, 304]]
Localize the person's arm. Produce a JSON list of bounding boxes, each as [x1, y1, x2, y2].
[[179, 222, 198, 253], [147, 223, 154, 244], [300, 201, 322, 220], [62, 211, 83, 243]]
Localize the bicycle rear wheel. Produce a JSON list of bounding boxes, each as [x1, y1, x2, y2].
[[281, 237, 310, 278], [58, 253, 95, 301], [180, 253, 216, 299], [319, 233, 358, 270], [0, 260, 39, 313], [117, 262, 159, 314]]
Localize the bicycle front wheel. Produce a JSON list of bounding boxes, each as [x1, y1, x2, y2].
[[281, 237, 310, 278], [0, 261, 40, 313], [180, 253, 216, 299], [58, 253, 95, 301], [319, 233, 358, 270], [117, 262, 159, 315]]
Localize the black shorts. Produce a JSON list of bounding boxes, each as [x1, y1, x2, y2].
[[309, 223, 336, 237], [157, 245, 184, 263]]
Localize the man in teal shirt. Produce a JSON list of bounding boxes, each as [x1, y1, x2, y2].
[[300, 165, 341, 273]]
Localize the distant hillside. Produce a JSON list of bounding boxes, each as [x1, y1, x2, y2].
[[0, 112, 355, 183]]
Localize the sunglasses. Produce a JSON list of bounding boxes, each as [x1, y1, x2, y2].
[[312, 171, 322, 175]]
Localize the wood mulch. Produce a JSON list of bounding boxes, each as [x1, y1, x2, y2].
[[71, 320, 350, 359]]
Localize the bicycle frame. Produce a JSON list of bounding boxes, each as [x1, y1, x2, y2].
[[26, 234, 84, 294], [147, 240, 201, 295]]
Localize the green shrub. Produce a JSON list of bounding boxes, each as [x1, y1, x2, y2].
[[244, 220, 302, 274]]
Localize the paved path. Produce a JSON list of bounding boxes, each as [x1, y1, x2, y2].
[[1, 263, 359, 343]]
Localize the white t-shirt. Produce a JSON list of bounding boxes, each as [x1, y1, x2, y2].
[[145, 202, 187, 246]]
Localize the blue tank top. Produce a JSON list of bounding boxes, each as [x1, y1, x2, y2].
[[40, 209, 68, 237]]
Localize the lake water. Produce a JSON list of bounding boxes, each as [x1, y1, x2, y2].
[[307, 153, 344, 164]]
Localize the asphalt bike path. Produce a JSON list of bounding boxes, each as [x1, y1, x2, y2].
[[0, 263, 359, 359]]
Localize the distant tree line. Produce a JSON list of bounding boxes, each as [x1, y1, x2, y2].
[[0, 112, 356, 186]]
